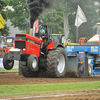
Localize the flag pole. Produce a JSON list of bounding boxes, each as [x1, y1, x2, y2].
[[76, 10, 78, 43], [76, 26, 78, 43]]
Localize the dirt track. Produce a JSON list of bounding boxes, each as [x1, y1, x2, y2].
[[0, 72, 100, 100], [0, 72, 100, 85]]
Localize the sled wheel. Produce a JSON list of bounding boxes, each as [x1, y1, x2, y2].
[[88, 64, 92, 76]]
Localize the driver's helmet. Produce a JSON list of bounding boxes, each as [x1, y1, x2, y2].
[[40, 29, 45, 36]]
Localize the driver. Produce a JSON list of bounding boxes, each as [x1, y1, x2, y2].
[[40, 29, 48, 42], [40, 29, 48, 51], [40, 29, 45, 39]]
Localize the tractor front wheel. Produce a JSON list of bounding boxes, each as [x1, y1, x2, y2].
[[3, 59, 14, 70], [45, 47, 68, 78], [20, 61, 40, 77], [27, 55, 38, 71]]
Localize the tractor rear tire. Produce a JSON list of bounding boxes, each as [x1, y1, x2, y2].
[[45, 47, 68, 78], [20, 61, 40, 77], [3, 59, 14, 70]]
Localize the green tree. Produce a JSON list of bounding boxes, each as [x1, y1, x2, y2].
[[66, 0, 100, 42], [5, 0, 100, 42], [39, 8, 66, 34], [0, 0, 10, 36], [39, 0, 100, 42], [41, 0, 100, 42], [5, 0, 29, 33], [39, 1, 69, 34]]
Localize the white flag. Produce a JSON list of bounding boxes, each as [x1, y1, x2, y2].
[[75, 5, 87, 27]]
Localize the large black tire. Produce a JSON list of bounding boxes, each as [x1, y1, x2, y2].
[[27, 55, 38, 71], [45, 47, 68, 78], [20, 61, 40, 77], [3, 59, 14, 70]]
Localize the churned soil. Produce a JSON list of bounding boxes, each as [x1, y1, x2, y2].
[[0, 72, 100, 85]]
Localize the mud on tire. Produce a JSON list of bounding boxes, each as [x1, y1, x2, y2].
[[20, 61, 40, 77], [45, 47, 68, 78]]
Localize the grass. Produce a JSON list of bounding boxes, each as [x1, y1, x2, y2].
[[0, 69, 100, 97], [0, 69, 18, 72], [0, 81, 100, 96]]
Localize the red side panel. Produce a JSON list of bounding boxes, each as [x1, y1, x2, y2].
[[47, 42, 55, 49], [22, 41, 40, 57], [26, 35, 41, 43]]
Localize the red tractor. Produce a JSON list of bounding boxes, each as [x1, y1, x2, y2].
[[3, 25, 68, 78]]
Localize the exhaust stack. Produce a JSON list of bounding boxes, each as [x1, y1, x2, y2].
[[29, 28, 33, 35], [26, 0, 52, 35]]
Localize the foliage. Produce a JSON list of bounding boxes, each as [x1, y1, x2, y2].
[[4, 0, 100, 42], [39, 3, 67, 34], [0, 0, 10, 36], [66, 0, 100, 42], [5, 0, 29, 34], [39, 0, 100, 42]]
